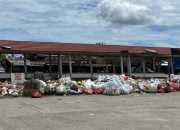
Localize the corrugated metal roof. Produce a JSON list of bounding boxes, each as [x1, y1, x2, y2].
[[0, 40, 171, 55]]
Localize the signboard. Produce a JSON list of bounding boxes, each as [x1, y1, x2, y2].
[[11, 73, 25, 84]]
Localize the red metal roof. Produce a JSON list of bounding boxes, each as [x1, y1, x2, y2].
[[0, 40, 171, 55]]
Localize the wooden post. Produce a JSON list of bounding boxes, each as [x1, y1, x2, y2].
[[128, 55, 131, 76], [49, 54, 52, 78], [142, 56, 145, 74], [24, 54, 27, 79], [120, 55, 124, 74], [69, 55, 72, 78], [153, 57, 156, 72], [90, 56, 93, 79], [58, 53, 63, 78]]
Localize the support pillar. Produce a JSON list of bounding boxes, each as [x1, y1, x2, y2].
[[128, 55, 132, 76], [58, 54, 63, 78], [168, 57, 171, 77], [142, 56, 146, 74], [90, 56, 93, 79], [24, 54, 27, 79], [105, 57, 108, 74], [120, 55, 124, 74], [69, 55, 72, 78], [113, 57, 116, 73], [171, 56, 174, 74], [49, 54, 52, 78], [10, 54, 13, 73], [158, 58, 161, 73], [153, 57, 156, 72]]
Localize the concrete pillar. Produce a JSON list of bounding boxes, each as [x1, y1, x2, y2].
[[49, 54, 52, 77], [113, 57, 116, 73], [171, 56, 174, 74], [158, 58, 161, 73], [90, 56, 93, 79], [105, 57, 108, 74], [142, 56, 146, 74], [120, 55, 124, 74], [69, 55, 72, 78], [24, 54, 27, 79], [10, 54, 13, 73], [153, 57, 156, 72], [168, 57, 171, 77], [58, 54, 63, 78], [128, 55, 132, 76]]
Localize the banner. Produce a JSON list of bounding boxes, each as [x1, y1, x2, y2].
[[11, 73, 25, 84]]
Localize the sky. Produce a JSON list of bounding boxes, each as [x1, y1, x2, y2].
[[0, 0, 180, 47]]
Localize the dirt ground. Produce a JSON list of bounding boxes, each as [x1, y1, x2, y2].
[[1, 93, 180, 130]]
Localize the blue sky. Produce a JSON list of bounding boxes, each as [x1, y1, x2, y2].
[[0, 0, 180, 47]]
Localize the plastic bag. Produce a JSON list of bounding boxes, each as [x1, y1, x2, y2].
[[59, 77, 71, 85], [157, 83, 171, 93], [31, 91, 42, 98], [92, 82, 105, 94], [84, 79, 92, 89], [56, 85, 67, 95], [84, 89, 93, 95], [103, 78, 133, 95]]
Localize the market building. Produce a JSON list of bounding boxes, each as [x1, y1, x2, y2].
[[0, 40, 175, 80]]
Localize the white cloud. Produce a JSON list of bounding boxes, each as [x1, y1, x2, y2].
[[97, 0, 155, 25], [0, 0, 179, 47]]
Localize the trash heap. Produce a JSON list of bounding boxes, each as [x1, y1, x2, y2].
[[1, 74, 180, 98], [0, 81, 23, 97], [170, 74, 180, 92]]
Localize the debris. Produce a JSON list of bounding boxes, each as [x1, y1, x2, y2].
[[1, 74, 180, 98]]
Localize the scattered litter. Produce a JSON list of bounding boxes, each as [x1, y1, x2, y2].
[[88, 113, 95, 116], [1, 74, 180, 98]]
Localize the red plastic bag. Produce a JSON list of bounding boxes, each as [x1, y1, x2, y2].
[[157, 83, 171, 93], [171, 83, 180, 91], [31, 91, 42, 98], [84, 89, 93, 95], [172, 86, 180, 91], [93, 88, 104, 94], [0, 88, 3, 93], [124, 76, 129, 81]]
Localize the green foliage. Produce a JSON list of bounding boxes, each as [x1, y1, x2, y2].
[[26, 54, 38, 60], [0, 54, 5, 62]]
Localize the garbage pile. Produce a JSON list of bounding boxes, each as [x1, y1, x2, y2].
[[170, 74, 180, 92], [1, 74, 180, 98], [0, 81, 23, 97]]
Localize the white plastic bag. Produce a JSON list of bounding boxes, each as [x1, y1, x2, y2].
[[56, 85, 67, 95], [84, 79, 92, 89]]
